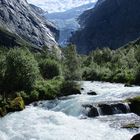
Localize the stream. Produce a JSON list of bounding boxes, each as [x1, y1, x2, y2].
[[0, 81, 140, 140]]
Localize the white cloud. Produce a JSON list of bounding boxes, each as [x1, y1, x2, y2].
[[27, 0, 97, 13]]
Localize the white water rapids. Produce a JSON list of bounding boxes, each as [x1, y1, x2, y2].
[[0, 81, 140, 140]]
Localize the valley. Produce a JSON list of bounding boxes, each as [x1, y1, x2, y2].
[[0, 0, 140, 140]]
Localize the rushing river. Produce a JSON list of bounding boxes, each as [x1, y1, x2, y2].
[[0, 81, 140, 140]]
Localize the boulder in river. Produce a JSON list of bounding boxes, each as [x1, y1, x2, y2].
[[88, 106, 99, 117], [126, 96, 140, 115], [98, 104, 113, 115], [124, 84, 133, 87], [87, 91, 97, 95], [111, 103, 129, 114], [131, 133, 140, 140]]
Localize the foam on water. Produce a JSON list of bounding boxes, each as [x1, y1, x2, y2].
[[0, 81, 140, 140], [0, 107, 137, 140]]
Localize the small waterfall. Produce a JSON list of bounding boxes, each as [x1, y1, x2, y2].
[[111, 103, 130, 114], [123, 102, 130, 113], [86, 103, 131, 117], [97, 107, 102, 116]]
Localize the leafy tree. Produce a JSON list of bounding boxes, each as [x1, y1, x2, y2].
[[63, 45, 81, 80], [39, 59, 61, 79], [4, 48, 40, 92]]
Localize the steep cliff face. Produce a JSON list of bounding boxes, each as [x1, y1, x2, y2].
[[0, 0, 59, 50], [70, 0, 140, 54]]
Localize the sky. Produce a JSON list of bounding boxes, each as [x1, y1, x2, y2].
[[27, 0, 97, 13]]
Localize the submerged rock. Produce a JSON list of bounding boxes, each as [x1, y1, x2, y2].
[[122, 123, 139, 129]]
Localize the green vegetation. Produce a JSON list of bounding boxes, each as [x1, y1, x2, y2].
[[0, 38, 140, 117], [39, 59, 61, 79], [62, 45, 82, 80], [0, 45, 81, 116], [4, 48, 40, 92], [80, 40, 140, 85]]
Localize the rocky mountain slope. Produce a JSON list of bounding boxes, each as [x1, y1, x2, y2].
[[70, 0, 140, 54], [0, 0, 59, 50]]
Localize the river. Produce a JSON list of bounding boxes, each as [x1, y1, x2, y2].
[[0, 81, 140, 140]]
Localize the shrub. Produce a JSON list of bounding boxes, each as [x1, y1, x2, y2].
[[34, 79, 63, 100], [62, 45, 82, 80], [39, 59, 61, 79], [4, 48, 40, 92], [60, 81, 81, 96]]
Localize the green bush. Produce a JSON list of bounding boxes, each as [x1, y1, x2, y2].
[[39, 59, 61, 79], [4, 48, 40, 92], [34, 79, 63, 100], [60, 81, 81, 96]]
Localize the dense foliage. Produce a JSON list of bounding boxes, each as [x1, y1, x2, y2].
[[81, 41, 140, 84], [0, 39, 139, 116], [4, 48, 40, 92]]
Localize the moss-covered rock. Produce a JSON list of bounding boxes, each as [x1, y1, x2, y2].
[[7, 97, 25, 112], [0, 107, 7, 117], [122, 123, 139, 129], [126, 96, 140, 115]]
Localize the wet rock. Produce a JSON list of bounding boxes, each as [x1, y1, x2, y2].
[[87, 91, 97, 95], [131, 133, 140, 140], [33, 102, 38, 107], [7, 97, 25, 112], [82, 104, 93, 108], [111, 103, 129, 114], [98, 104, 113, 115], [88, 106, 99, 117], [127, 96, 140, 115], [122, 123, 139, 129], [124, 84, 133, 87]]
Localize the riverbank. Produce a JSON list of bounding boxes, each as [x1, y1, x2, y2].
[[0, 81, 140, 140], [0, 79, 81, 117]]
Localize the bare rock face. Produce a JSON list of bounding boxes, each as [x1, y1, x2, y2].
[[0, 0, 59, 50]]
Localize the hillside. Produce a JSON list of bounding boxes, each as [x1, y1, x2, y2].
[[0, 0, 59, 50], [70, 0, 140, 54]]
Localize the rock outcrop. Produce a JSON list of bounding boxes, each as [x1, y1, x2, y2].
[[70, 0, 140, 54], [0, 0, 59, 50]]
